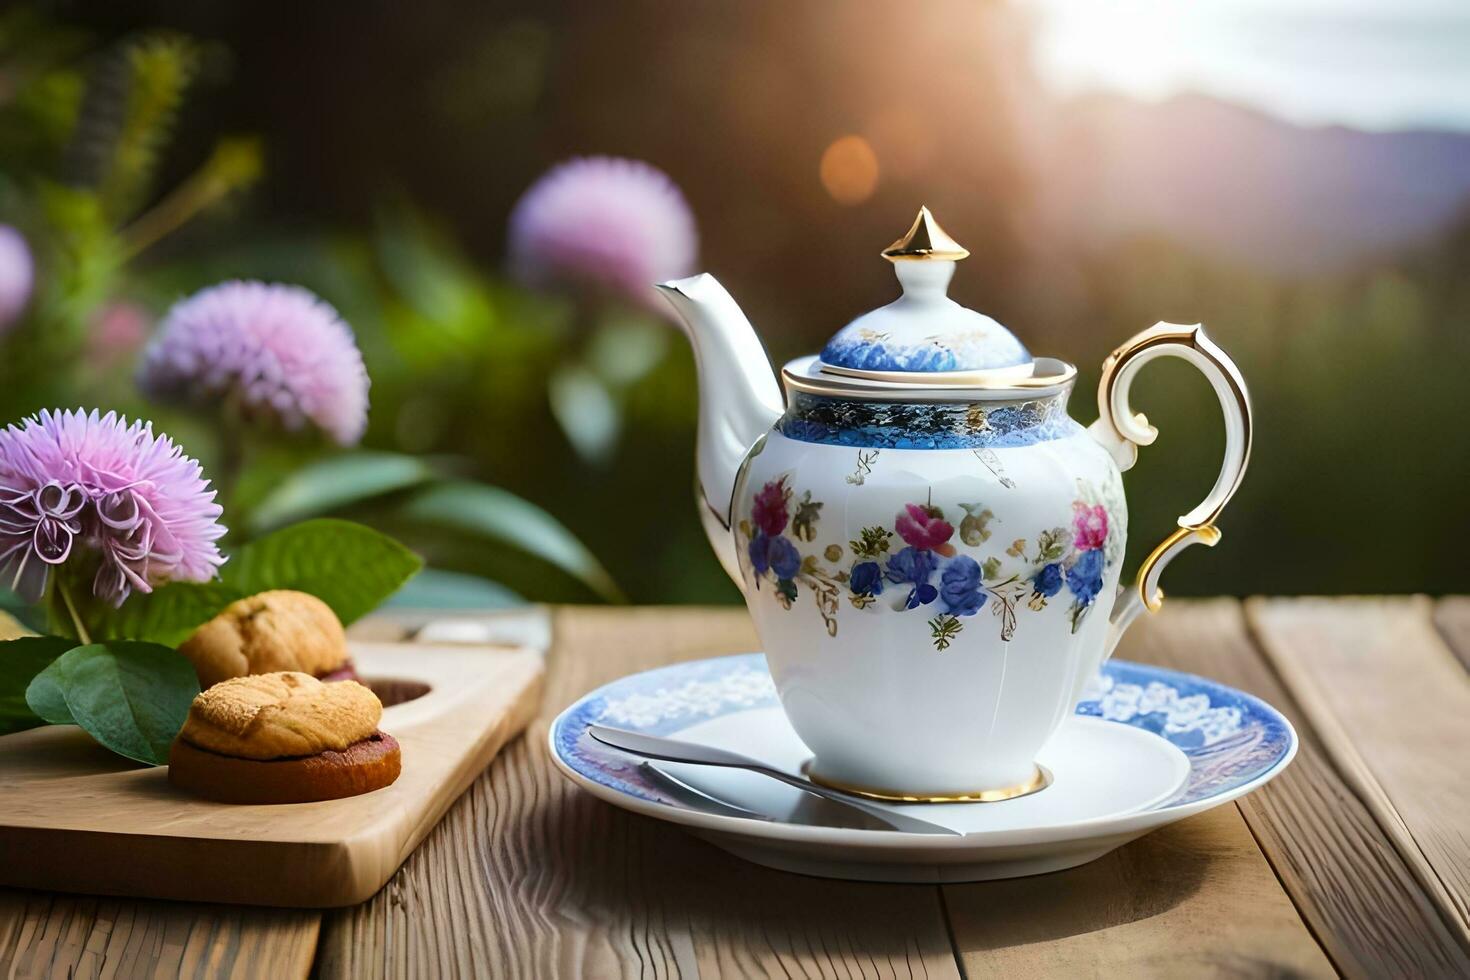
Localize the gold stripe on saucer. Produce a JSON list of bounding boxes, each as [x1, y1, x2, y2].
[[802, 763, 1052, 804]]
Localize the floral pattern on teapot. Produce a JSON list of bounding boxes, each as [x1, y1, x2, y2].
[[738, 473, 1121, 651]]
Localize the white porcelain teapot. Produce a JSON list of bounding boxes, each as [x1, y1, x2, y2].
[[657, 208, 1251, 802]]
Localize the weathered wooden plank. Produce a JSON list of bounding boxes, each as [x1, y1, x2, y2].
[[946, 599, 1335, 979], [0, 890, 318, 980], [1433, 596, 1470, 672], [318, 607, 961, 979], [1247, 596, 1470, 947], [947, 806, 1332, 978], [1124, 599, 1470, 977]]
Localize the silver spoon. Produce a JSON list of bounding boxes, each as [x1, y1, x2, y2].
[[588, 724, 959, 836]]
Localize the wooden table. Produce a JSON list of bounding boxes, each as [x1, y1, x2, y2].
[[2, 598, 1468, 978]]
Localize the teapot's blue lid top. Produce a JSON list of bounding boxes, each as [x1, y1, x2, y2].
[[819, 208, 1033, 378]]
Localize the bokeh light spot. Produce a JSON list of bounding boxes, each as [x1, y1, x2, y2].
[[820, 135, 879, 206]]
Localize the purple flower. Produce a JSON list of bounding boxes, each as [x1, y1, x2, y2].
[[138, 282, 370, 446], [748, 532, 771, 576], [1033, 562, 1064, 598], [747, 532, 800, 581], [0, 225, 35, 333], [766, 536, 801, 580], [939, 555, 986, 617], [849, 560, 884, 597], [0, 409, 226, 605], [508, 156, 697, 309], [885, 546, 938, 608], [1066, 549, 1105, 606]]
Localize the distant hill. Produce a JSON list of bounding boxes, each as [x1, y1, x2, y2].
[[1041, 93, 1470, 273]]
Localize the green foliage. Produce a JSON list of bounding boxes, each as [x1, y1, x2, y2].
[[249, 451, 440, 532], [21, 647, 75, 726], [400, 483, 623, 602], [1036, 527, 1070, 563], [0, 16, 264, 436], [221, 518, 424, 626], [92, 34, 201, 221], [56, 579, 242, 648], [0, 636, 75, 734], [383, 567, 523, 609], [928, 614, 962, 651], [849, 526, 893, 559], [5, 519, 421, 766], [26, 641, 197, 765], [41, 520, 422, 647]]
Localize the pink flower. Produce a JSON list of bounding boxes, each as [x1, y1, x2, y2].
[[1073, 502, 1108, 552], [88, 301, 151, 365], [751, 478, 790, 537], [0, 225, 35, 334], [895, 503, 956, 557], [508, 156, 697, 310], [138, 281, 370, 446], [0, 409, 226, 606]]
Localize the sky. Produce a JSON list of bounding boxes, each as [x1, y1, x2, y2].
[[1024, 0, 1470, 132]]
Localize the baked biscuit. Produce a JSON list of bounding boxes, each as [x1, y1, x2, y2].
[[168, 671, 401, 804], [180, 590, 355, 688]]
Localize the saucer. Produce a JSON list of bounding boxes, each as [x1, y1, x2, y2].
[[550, 653, 1297, 882]]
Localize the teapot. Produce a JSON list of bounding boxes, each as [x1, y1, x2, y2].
[[657, 208, 1251, 802]]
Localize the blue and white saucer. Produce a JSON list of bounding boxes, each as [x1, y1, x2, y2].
[[549, 654, 1297, 882]]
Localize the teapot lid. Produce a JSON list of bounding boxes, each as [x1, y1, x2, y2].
[[818, 208, 1034, 381]]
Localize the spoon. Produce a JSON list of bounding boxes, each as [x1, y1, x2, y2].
[[587, 724, 959, 836]]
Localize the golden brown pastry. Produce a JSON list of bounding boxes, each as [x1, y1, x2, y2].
[[180, 590, 353, 689], [168, 671, 400, 804], [179, 671, 380, 759]]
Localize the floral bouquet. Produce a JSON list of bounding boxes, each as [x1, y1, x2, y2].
[[0, 407, 422, 764]]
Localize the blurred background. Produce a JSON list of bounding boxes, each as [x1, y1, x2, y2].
[[2, 0, 1468, 609]]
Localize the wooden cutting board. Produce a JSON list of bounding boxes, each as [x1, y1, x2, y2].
[[0, 641, 544, 908]]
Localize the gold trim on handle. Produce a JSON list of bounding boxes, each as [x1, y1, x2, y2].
[[1095, 324, 1201, 448], [1098, 323, 1251, 622], [1136, 523, 1221, 612]]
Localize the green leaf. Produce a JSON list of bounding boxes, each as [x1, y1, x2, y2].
[[95, 34, 201, 221], [586, 316, 670, 386], [24, 665, 75, 726], [399, 482, 624, 602], [549, 364, 621, 466], [26, 642, 198, 765], [223, 519, 423, 625], [382, 568, 524, 610], [0, 636, 76, 734], [249, 451, 439, 533], [68, 581, 244, 646]]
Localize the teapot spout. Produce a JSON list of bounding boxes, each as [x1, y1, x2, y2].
[[657, 274, 785, 591]]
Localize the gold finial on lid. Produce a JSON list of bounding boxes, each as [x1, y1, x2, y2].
[[881, 206, 969, 262]]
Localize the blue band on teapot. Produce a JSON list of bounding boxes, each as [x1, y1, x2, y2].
[[777, 391, 1080, 450]]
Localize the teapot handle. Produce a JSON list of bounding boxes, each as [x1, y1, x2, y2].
[[1087, 323, 1253, 645]]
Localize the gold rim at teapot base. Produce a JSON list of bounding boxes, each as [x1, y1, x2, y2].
[[801, 762, 1052, 804]]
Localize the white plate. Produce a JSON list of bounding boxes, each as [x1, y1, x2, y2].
[[550, 654, 1297, 882]]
